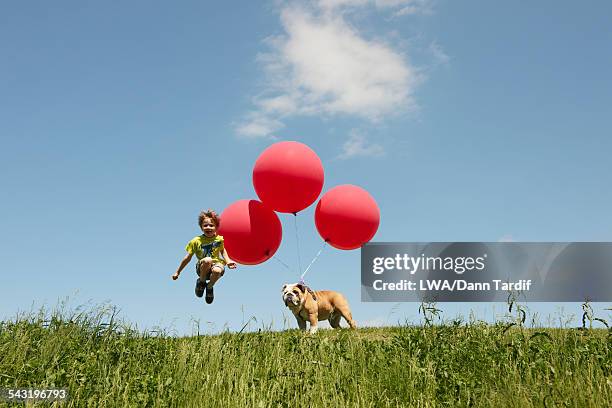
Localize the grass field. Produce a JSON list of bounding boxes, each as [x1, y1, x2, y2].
[[0, 303, 610, 407]]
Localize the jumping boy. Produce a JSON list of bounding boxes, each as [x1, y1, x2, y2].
[[172, 209, 237, 304]]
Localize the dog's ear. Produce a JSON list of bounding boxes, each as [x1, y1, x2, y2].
[[296, 283, 306, 293], [281, 284, 288, 292]]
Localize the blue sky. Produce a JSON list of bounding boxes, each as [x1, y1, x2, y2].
[[1, 1, 611, 334]]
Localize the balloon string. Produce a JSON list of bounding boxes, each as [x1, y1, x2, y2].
[[293, 213, 302, 276], [299, 242, 327, 283], [272, 255, 291, 271]]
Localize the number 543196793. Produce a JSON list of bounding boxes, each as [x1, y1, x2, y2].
[[1, 388, 68, 402]]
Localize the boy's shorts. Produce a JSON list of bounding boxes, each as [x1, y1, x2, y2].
[[195, 258, 225, 277]]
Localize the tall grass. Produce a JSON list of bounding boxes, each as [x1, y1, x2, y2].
[[0, 303, 610, 407]]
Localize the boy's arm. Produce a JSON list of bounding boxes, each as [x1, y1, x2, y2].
[[172, 252, 193, 280], [223, 248, 237, 269]]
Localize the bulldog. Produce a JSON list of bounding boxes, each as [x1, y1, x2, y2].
[[282, 283, 357, 334]]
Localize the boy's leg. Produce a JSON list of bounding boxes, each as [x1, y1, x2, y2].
[[195, 257, 213, 298], [205, 263, 225, 304], [207, 264, 225, 287], [198, 257, 213, 280]]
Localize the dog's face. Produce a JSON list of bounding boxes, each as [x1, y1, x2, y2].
[[281, 283, 307, 307]]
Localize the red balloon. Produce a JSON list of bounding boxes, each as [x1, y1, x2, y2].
[[218, 200, 282, 265], [315, 185, 380, 250], [253, 141, 324, 213]]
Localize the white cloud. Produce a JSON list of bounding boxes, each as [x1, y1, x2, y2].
[[235, 113, 284, 139], [236, 1, 423, 138], [498, 235, 516, 242], [387, 0, 434, 16], [318, 0, 369, 11], [338, 130, 385, 159], [429, 40, 450, 65], [278, 7, 415, 117], [318, 0, 433, 14], [257, 94, 299, 115]]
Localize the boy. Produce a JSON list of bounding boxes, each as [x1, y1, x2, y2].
[[172, 209, 237, 304]]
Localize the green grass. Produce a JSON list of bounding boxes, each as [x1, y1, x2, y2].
[[0, 305, 610, 407]]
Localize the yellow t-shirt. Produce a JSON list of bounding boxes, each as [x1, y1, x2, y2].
[[185, 235, 225, 264]]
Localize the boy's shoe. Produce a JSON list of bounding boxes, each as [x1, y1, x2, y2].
[[205, 284, 214, 304], [195, 278, 206, 298]]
